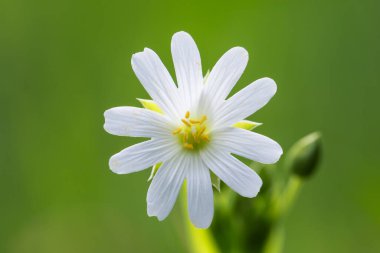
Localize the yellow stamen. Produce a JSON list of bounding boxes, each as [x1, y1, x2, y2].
[[198, 126, 206, 136], [181, 118, 191, 127], [195, 135, 200, 143], [191, 131, 198, 143], [175, 112, 210, 150], [172, 128, 182, 135], [183, 132, 188, 143], [189, 119, 201, 124], [201, 135, 210, 142], [183, 143, 194, 150]]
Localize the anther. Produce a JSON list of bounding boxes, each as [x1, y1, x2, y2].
[[201, 135, 210, 142], [189, 119, 201, 124], [172, 128, 182, 135], [181, 119, 191, 127], [176, 112, 210, 150]]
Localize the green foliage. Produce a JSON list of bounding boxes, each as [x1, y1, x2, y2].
[[187, 132, 322, 253]]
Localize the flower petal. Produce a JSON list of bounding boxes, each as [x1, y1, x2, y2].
[[104, 106, 174, 138], [186, 155, 214, 228], [109, 138, 178, 174], [201, 47, 248, 107], [201, 147, 262, 198], [213, 127, 283, 164], [171, 31, 203, 109], [131, 48, 184, 120], [147, 153, 187, 221], [213, 77, 277, 128]]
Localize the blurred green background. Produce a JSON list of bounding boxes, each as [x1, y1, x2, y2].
[[1, 0, 379, 252]]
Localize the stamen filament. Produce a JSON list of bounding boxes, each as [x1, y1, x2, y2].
[[192, 131, 197, 142], [183, 132, 188, 143], [198, 126, 206, 136]]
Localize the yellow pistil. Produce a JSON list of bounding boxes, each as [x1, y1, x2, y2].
[[172, 111, 211, 150]]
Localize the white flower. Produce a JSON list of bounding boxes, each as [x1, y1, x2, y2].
[[104, 31, 283, 229]]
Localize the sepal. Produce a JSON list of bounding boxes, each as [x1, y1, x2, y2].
[[233, 120, 262, 131], [137, 98, 163, 113]]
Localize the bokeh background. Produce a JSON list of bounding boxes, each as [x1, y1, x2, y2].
[[1, 0, 379, 252]]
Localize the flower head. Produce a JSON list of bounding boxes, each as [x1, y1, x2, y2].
[[104, 31, 283, 228]]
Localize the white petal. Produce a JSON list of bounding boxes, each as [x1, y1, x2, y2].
[[186, 155, 214, 228], [201, 148, 262, 198], [104, 106, 174, 138], [147, 153, 187, 220], [213, 127, 283, 164], [131, 48, 184, 120], [171, 31, 203, 109], [200, 47, 248, 109], [109, 138, 178, 174], [213, 78, 277, 128]]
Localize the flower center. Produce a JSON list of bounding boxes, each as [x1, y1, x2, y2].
[[172, 111, 210, 150]]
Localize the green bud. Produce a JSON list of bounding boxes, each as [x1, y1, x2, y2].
[[285, 132, 322, 178]]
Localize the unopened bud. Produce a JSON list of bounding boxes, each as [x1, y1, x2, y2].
[[285, 132, 322, 178]]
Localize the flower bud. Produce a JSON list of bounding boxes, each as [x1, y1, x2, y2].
[[285, 132, 322, 178]]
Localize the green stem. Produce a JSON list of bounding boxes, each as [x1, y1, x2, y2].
[[262, 225, 285, 253], [181, 185, 220, 253]]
